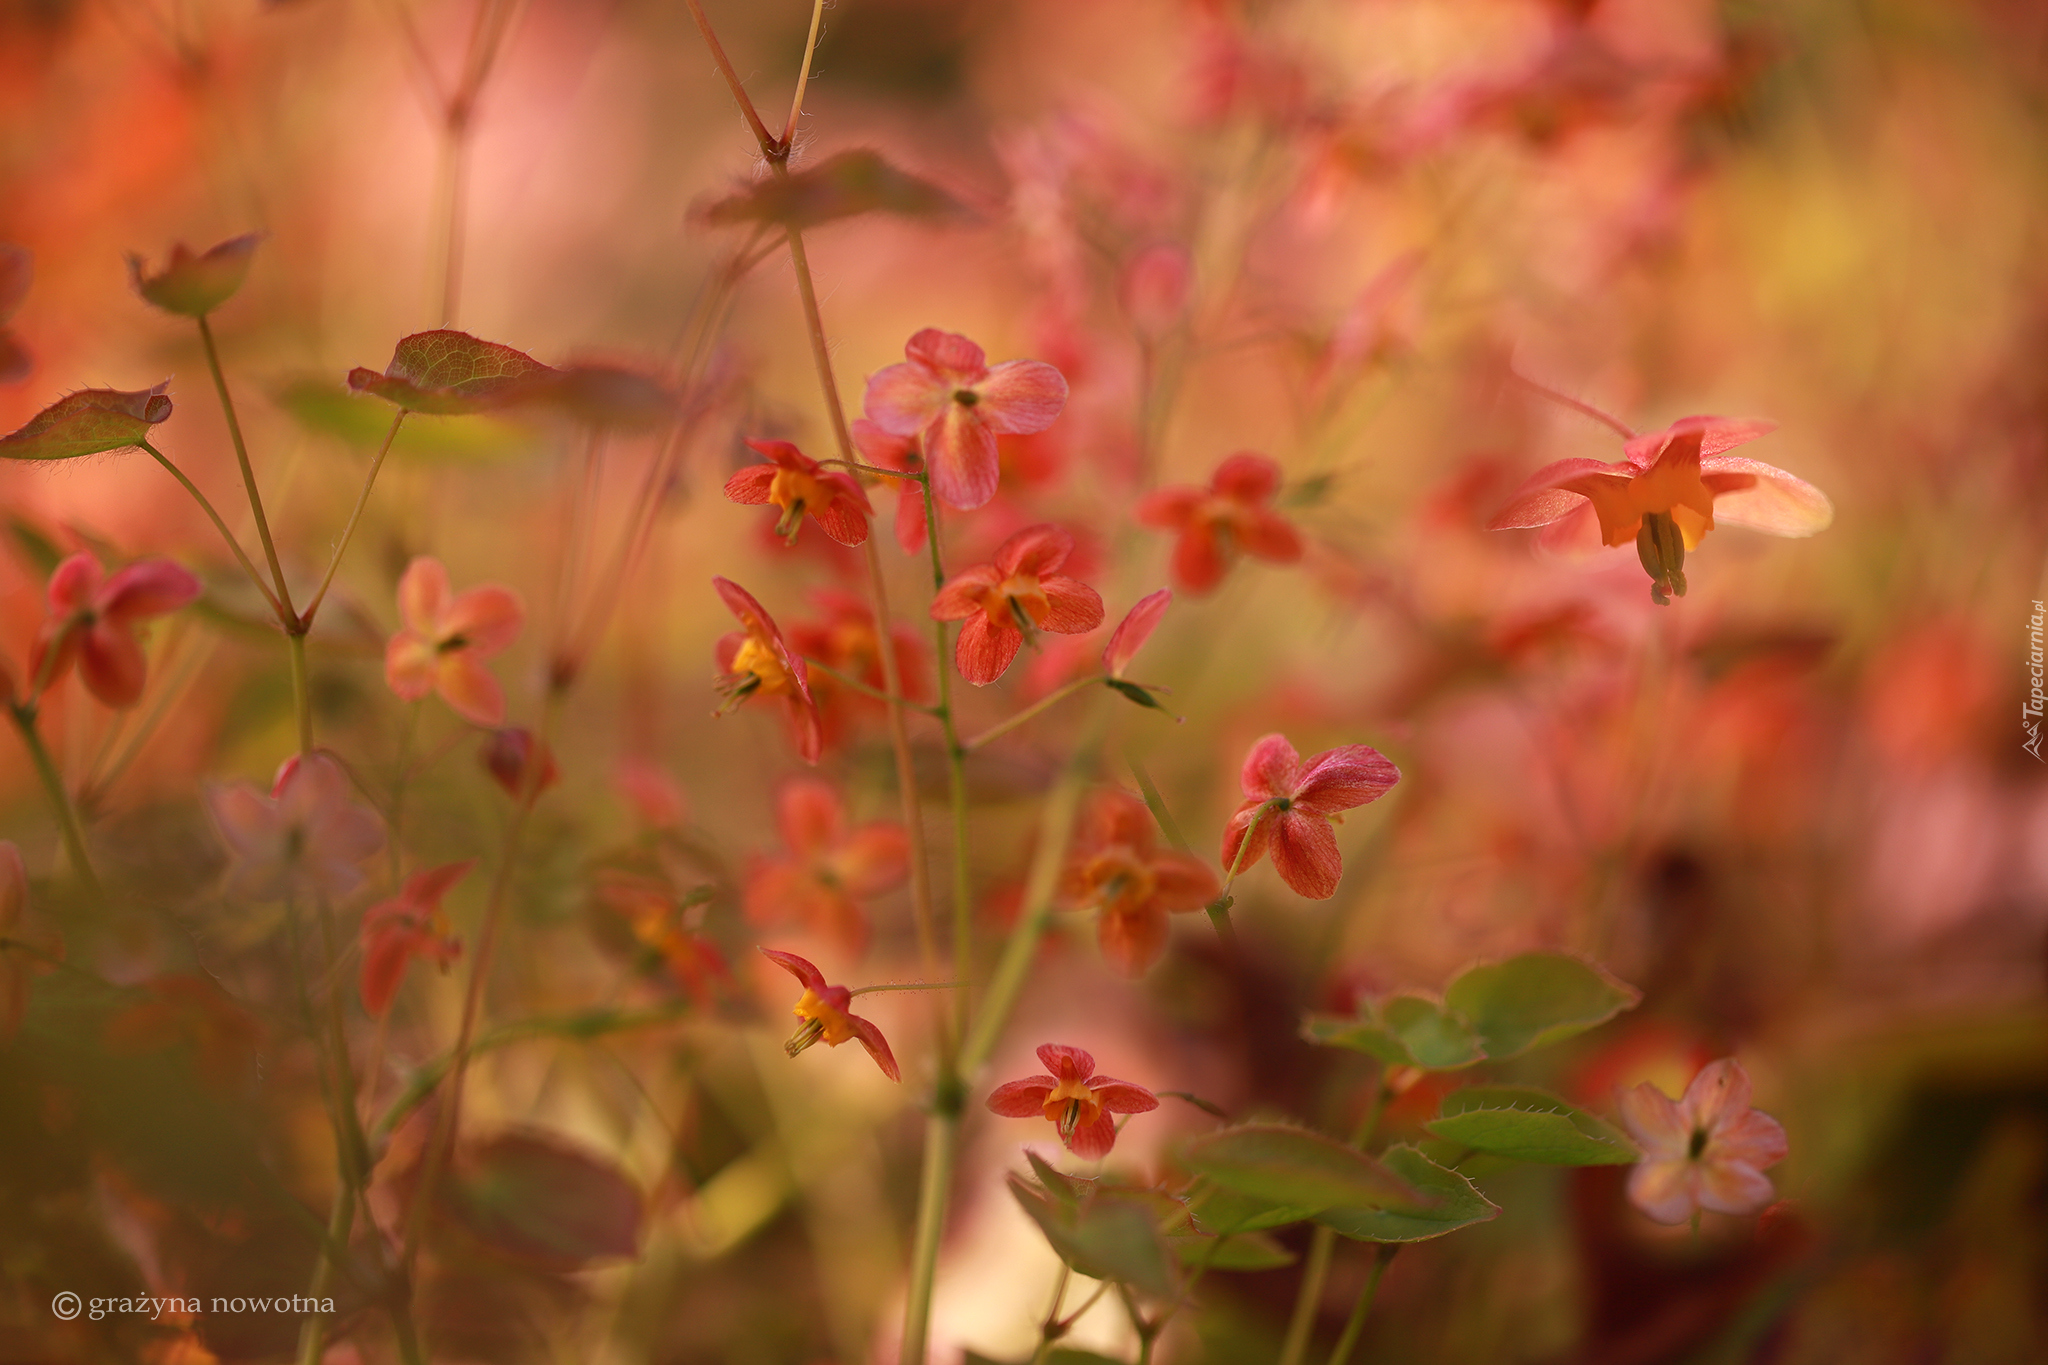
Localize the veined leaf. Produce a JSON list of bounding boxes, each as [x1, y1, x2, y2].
[[1443, 952, 1640, 1060], [347, 330, 554, 415], [1, 384, 171, 461], [1315, 1144, 1499, 1243], [1426, 1085, 1638, 1166], [698, 150, 960, 231], [1303, 992, 1486, 1071], [1180, 1123, 1430, 1215]]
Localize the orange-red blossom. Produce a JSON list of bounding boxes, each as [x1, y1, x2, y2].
[[930, 524, 1103, 686], [986, 1043, 1159, 1159], [760, 947, 900, 1082], [1062, 789, 1218, 976]]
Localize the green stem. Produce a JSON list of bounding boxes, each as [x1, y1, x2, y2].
[[196, 314, 294, 615], [960, 674, 1108, 751], [1280, 1225, 1337, 1365], [300, 411, 407, 629], [6, 703, 100, 896], [899, 1107, 959, 1365], [1326, 1247, 1395, 1365], [801, 656, 938, 713], [918, 475, 975, 1031], [287, 631, 313, 756], [139, 439, 285, 619]]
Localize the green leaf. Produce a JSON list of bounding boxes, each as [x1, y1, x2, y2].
[[274, 378, 536, 462], [1168, 1230, 1296, 1270], [1315, 1145, 1499, 1243], [128, 233, 261, 317], [1106, 678, 1169, 711], [1442, 952, 1640, 1060], [347, 330, 554, 415], [698, 150, 961, 231], [1189, 1181, 1315, 1234], [1303, 993, 1486, 1071], [1180, 1123, 1430, 1215], [445, 1130, 644, 1270], [1426, 1085, 1638, 1166], [0, 384, 171, 460], [1008, 1174, 1179, 1298]]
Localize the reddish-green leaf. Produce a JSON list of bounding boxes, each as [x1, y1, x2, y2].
[[1426, 1085, 1638, 1166], [1443, 952, 1641, 1060], [1008, 1174, 1179, 1298], [1315, 1144, 1500, 1243], [128, 234, 262, 318], [445, 1130, 643, 1271], [0, 384, 171, 461], [1179, 1122, 1431, 1215], [1303, 992, 1486, 1071], [533, 363, 678, 430], [348, 330, 555, 415], [698, 150, 961, 232]]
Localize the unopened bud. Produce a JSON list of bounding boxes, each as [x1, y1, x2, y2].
[[481, 727, 559, 799]]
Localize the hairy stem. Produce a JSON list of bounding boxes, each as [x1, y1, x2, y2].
[[961, 674, 1108, 751], [681, 0, 779, 154]]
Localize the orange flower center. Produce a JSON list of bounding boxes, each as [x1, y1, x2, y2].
[[1042, 1074, 1102, 1138], [768, 467, 835, 540], [792, 988, 856, 1045], [972, 573, 1050, 634], [1080, 850, 1158, 917], [728, 634, 794, 696]]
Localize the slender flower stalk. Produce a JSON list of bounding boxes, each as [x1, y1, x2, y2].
[[196, 314, 294, 615]]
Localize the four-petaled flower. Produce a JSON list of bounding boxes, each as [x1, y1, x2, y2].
[[931, 524, 1104, 686], [1487, 415, 1832, 605], [744, 777, 910, 955], [986, 1043, 1159, 1159], [760, 947, 899, 1082], [384, 557, 525, 725], [863, 328, 1068, 511], [358, 861, 473, 1015], [1062, 789, 1218, 976], [205, 753, 385, 903], [29, 552, 201, 708], [1136, 453, 1303, 594], [712, 577, 822, 764], [724, 438, 874, 547], [1221, 734, 1400, 900], [1619, 1057, 1789, 1225]]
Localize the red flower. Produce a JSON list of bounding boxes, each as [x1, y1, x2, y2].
[[930, 524, 1104, 686], [986, 1043, 1159, 1159], [1102, 589, 1172, 680], [29, 552, 201, 707], [1062, 789, 1218, 976], [1619, 1058, 1789, 1225], [744, 778, 910, 954], [1221, 734, 1400, 899], [1136, 453, 1303, 594], [712, 577, 822, 764], [1487, 415, 1832, 605], [384, 556, 525, 725], [759, 947, 899, 1081], [596, 871, 727, 1003], [723, 438, 874, 547], [358, 861, 473, 1016], [851, 419, 926, 553], [479, 726, 560, 799], [862, 328, 1068, 510], [786, 588, 930, 751]]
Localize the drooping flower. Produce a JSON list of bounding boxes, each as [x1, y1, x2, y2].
[[1619, 1058, 1789, 1225], [480, 726, 559, 800], [384, 557, 525, 725], [759, 947, 899, 1081], [1486, 415, 1832, 605], [744, 778, 910, 954], [358, 862, 473, 1016], [205, 753, 385, 903], [1221, 734, 1400, 900], [1062, 789, 1218, 976], [723, 438, 874, 547], [930, 524, 1104, 686], [851, 418, 927, 553], [1136, 453, 1303, 594], [862, 328, 1068, 510], [29, 553, 201, 708], [786, 588, 931, 751], [986, 1043, 1159, 1159], [712, 578, 822, 764]]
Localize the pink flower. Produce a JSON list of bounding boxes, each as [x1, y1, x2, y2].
[[760, 947, 899, 1082], [1487, 415, 1832, 605], [986, 1043, 1159, 1159], [930, 524, 1104, 686], [1136, 453, 1303, 594], [744, 778, 910, 955], [29, 553, 201, 708], [206, 753, 385, 903], [358, 861, 472, 1015], [862, 328, 1068, 510], [1061, 789, 1218, 976], [384, 557, 525, 725], [1618, 1058, 1789, 1225], [723, 438, 874, 547], [712, 577, 823, 764], [851, 418, 927, 553], [1220, 734, 1400, 899]]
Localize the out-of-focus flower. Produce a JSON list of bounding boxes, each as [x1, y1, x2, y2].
[[931, 524, 1104, 686], [127, 233, 261, 318], [358, 862, 472, 1016], [1062, 789, 1217, 975], [744, 778, 909, 954], [1119, 244, 1192, 338], [852, 418, 927, 553], [986, 1043, 1159, 1159], [1619, 1057, 1788, 1225], [29, 552, 200, 707], [597, 872, 726, 1002], [723, 438, 873, 547], [615, 758, 688, 830], [206, 753, 384, 903], [786, 588, 930, 751], [712, 577, 822, 764], [480, 726, 559, 800], [1136, 453, 1303, 594], [862, 328, 1068, 510], [1221, 734, 1400, 899], [1486, 416, 1832, 605], [760, 947, 899, 1081], [384, 556, 525, 726]]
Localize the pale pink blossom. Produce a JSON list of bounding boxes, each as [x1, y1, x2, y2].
[[384, 557, 525, 726], [862, 328, 1067, 511], [1619, 1058, 1789, 1225], [206, 753, 384, 903]]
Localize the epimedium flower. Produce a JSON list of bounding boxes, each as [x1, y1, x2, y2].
[[712, 577, 823, 764], [1221, 734, 1401, 900], [594, 871, 726, 1003], [862, 328, 1068, 511], [358, 861, 473, 1016], [986, 1043, 1159, 1160], [759, 947, 900, 1082], [1062, 789, 1218, 976], [1619, 1057, 1789, 1225], [29, 552, 201, 708], [723, 438, 874, 547], [744, 777, 910, 955], [384, 557, 525, 726], [205, 752, 384, 903], [786, 587, 931, 751], [1136, 453, 1303, 594], [931, 524, 1104, 686], [1486, 415, 1833, 605]]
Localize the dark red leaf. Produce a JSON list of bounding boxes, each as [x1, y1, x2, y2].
[[348, 330, 556, 415], [697, 149, 962, 232]]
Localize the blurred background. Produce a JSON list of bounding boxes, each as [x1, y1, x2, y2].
[[2, 0, 2045, 1361]]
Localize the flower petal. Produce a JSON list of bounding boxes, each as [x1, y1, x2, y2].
[[1700, 457, 1833, 537], [955, 614, 1023, 686], [1239, 733, 1301, 800], [95, 558, 201, 621], [403, 860, 476, 908], [987, 1077, 1058, 1117], [1219, 799, 1271, 875], [1088, 1078, 1160, 1114], [976, 359, 1068, 435], [777, 777, 846, 859], [1695, 1160, 1776, 1216], [1036, 1043, 1095, 1081], [1098, 906, 1170, 976], [1172, 525, 1229, 594], [1623, 415, 1775, 468], [1135, 486, 1203, 530], [1292, 744, 1400, 815], [1486, 458, 1629, 530], [1036, 576, 1104, 635], [722, 464, 777, 505], [441, 585, 524, 656], [44, 553, 102, 614], [1065, 1109, 1119, 1159], [1268, 810, 1343, 899], [436, 654, 506, 726], [905, 328, 989, 383], [1211, 452, 1282, 501], [78, 620, 147, 707], [846, 1011, 901, 1082], [1103, 589, 1171, 677], [397, 557, 450, 634], [385, 632, 438, 700], [808, 493, 872, 547], [862, 361, 951, 437], [1715, 1108, 1789, 1171], [895, 483, 928, 554], [1152, 852, 1220, 910], [994, 523, 1075, 577], [931, 564, 1000, 620], [1618, 1082, 1690, 1159], [1627, 1157, 1697, 1225], [759, 946, 828, 994], [832, 824, 910, 897], [1235, 509, 1303, 563]]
